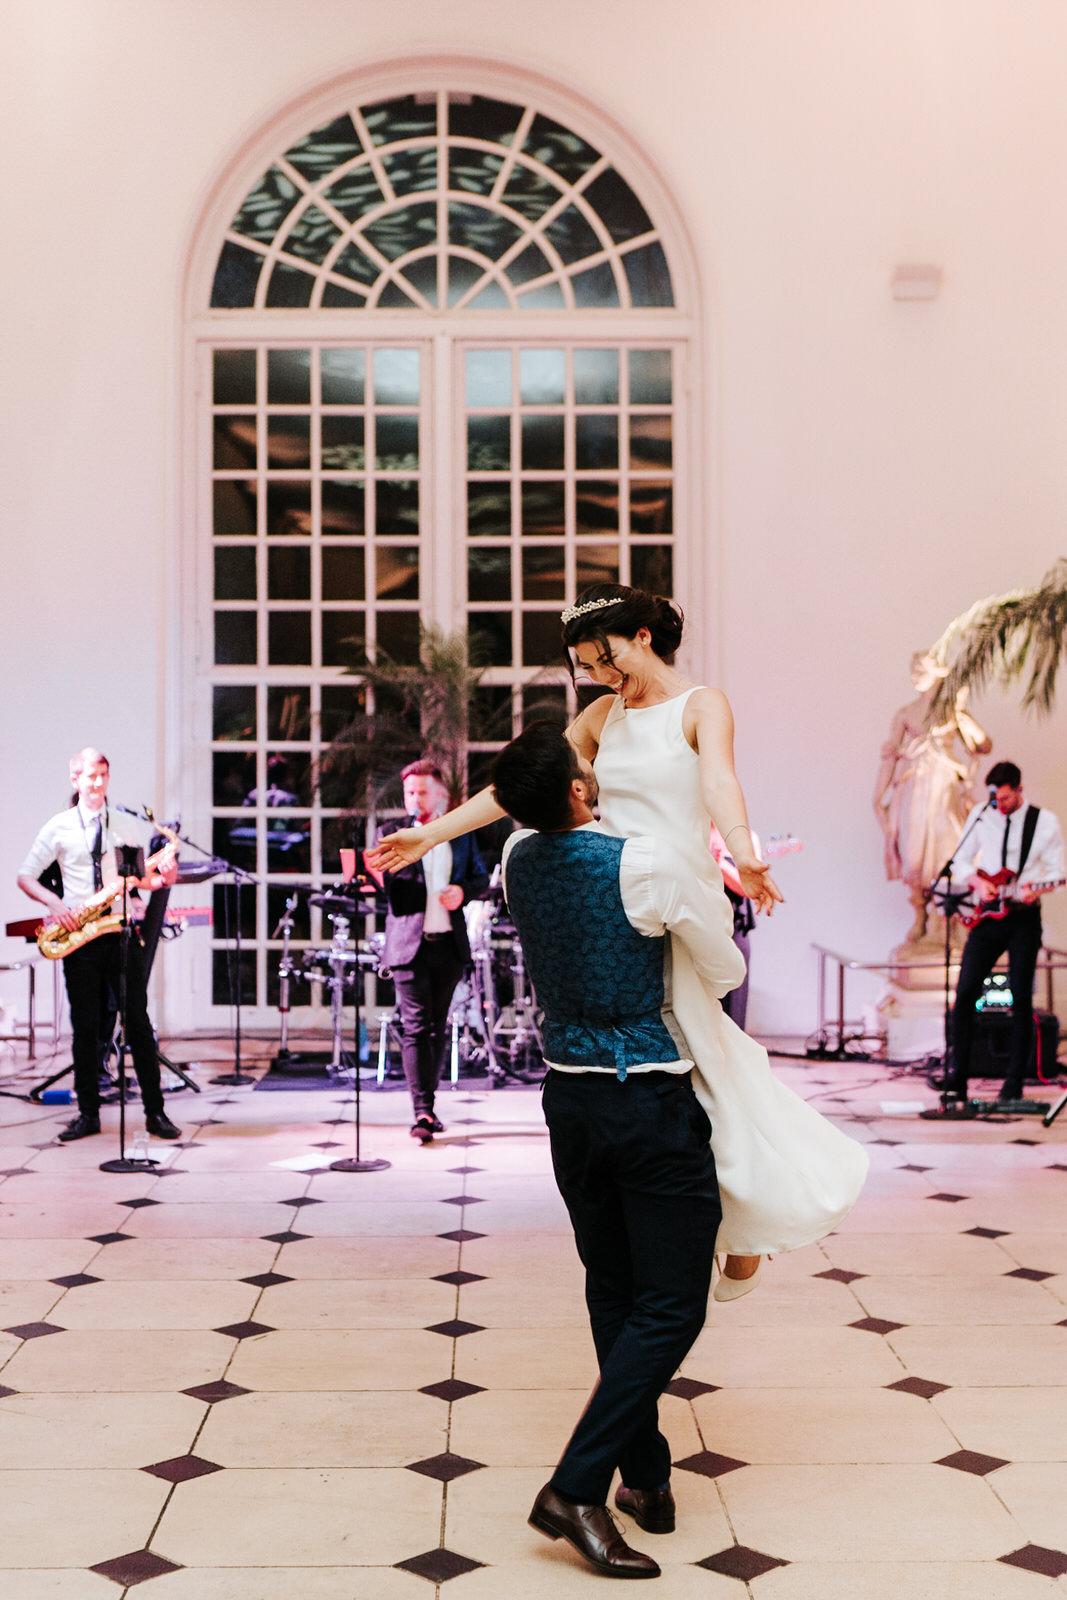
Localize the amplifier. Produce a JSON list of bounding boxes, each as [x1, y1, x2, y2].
[[970, 1008, 1060, 1082]]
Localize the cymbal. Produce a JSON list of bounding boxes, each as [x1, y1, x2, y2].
[[308, 891, 378, 915]]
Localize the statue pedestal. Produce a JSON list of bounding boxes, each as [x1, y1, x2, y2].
[[877, 924, 962, 1061]]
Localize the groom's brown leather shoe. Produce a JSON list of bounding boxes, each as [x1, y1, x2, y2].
[[528, 1484, 660, 1578], [614, 1484, 676, 1534]]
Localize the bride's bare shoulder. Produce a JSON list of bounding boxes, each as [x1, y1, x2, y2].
[[568, 693, 615, 755]]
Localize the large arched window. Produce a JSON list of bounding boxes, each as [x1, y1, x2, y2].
[[183, 79, 695, 1027]]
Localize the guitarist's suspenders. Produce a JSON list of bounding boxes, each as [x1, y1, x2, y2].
[[1019, 804, 1040, 886]]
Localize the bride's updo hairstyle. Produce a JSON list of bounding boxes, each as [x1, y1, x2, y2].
[[561, 583, 684, 682]]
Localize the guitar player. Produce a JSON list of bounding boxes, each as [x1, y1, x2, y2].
[[16, 748, 182, 1143], [943, 761, 1065, 1103]]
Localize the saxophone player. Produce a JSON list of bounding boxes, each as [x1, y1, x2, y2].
[[16, 748, 182, 1143]]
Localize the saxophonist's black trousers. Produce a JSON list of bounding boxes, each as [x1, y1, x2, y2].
[[63, 934, 164, 1118]]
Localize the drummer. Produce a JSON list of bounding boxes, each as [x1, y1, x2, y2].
[[367, 760, 488, 1143]]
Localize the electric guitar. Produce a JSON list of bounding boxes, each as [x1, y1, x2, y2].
[[958, 867, 1066, 929]]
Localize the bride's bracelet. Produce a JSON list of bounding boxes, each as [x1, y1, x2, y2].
[[724, 824, 751, 846]]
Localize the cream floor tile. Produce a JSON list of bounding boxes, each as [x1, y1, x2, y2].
[[888, 1324, 1067, 1387], [463, 1203, 572, 1234], [821, 1232, 1016, 1275], [854, 1273, 1064, 1326], [0, 1468, 168, 1566], [967, 1194, 1067, 1232], [459, 1235, 582, 1280], [832, 1197, 982, 1233], [276, 1235, 457, 1279], [450, 1388, 701, 1469], [684, 1325, 903, 1389], [0, 1281, 63, 1325], [451, 1559, 739, 1598], [227, 1328, 452, 1391], [703, 1276, 861, 1328], [155, 1467, 442, 1566], [89, 1238, 279, 1280], [720, 1464, 1023, 1561], [453, 1327, 597, 1390], [934, 1387, 1067, 1461], [118, 1203, 296, 1238], [0, 1575, 118, 1599], [0, 1203, 131, 1238], [457, 1277, 590, 1329], [142, 1173, 313, 1203], [198, 1389, 446, 1468], [145, 1568, 428, 1600], [756, 1561, 1060, 1599], [3, 1329, 231, 1392], [288, 1201, 458, 1236], [0, 1391, 204, 1467], [692, 1385, 957, 1463], [55, 1279, 260, 1330], [305, 1168, 469, 1201], [1001, 1233, 1067, 1273], [994, 1463, 1067, 1550], [258, 1277, 455, 1329], [0, 1172, 157, 1204]]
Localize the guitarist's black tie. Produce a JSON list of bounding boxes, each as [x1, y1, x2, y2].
[[90, 817, 104, 891]]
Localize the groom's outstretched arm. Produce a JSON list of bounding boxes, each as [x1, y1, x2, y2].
[[619, 837, 746, 999]]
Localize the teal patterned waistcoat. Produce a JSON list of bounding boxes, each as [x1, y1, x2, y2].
[[504, 830, 683, 1080]]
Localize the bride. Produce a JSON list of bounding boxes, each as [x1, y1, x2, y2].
[[368, 584, 868, 1293]]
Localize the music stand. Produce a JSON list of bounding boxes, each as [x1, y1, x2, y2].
[[101, 845, 159, 1174]]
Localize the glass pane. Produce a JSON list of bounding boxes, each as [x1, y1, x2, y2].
[[447, 96, 524, 145], [214, 416, 256, 469], [376, 611, 421, 663], [467, 280, 511, 310], [521, 482, 565, 537], [467, 416, 510, 471], [576, 544, 620, 589], [321, 416, 365, 470], [283, 204, 342, 266], [521, 416, 565, 470], [506, 243, 553, 286], [377, 279, 419, 309], [231, 166, 300, 243], [213, 949, 257, 1006], [517, 282, 566, 309], [215, 612, 257, 666], [373, 348, 421, 405], [321, 611, 366, 667], [284, 113, 362, 180], [213, 883, 256, 941], [214, 818, 256, 874], [622, 242, 674, 308], [630, 414, 672, 469], [332, 241, 381, 285], [523, 113, 601, 182], [264, 752, 312, 806], [268, 546, 311, 600], [362, 94, 438, 146], [321, 169, 386, 225], [576, 480, 619, 537], [375, 415, 419, 470], [470, 685, 513, 741], [267, 612, 312, 665], [381, 145, 438, 196], [575, 415, 618, 470], [630, 545, 673, 594], [267, 417, 310, 469], [321, 546, 366, 601], [572, 262, 620, 307], [319, 750, 361, 812], [214, 349, 256, 404], [448, 146, 505, 197], [322, 284, 367, 310], [523, 684, 569, 726], [266, 482, 312, 537], [320, 683, 367, 742], [322, 349, 366, 405], [401, 256, 438, 306], [215, 546, 256, 601], [629, 482, 673, 536], [467, 482, 511, 538], [213, 479, 257, 538], [322, 480, 366, 537], [447, 256, 489, 307], [267, 686, 311, 741], [466, 349, 511, 407], [501, 163, 564, 223], [574, 349, 619, 405], [266, 884, 311, 941], [522, 612, 563, 667], [213, 751, 256, 807], [583, 168, 653, 244], [468, 548, 511, 602], [522, 546, 565, 599], [264, 262, 316, 308], [376, 547, 420, 600], [543, 206, 601, 267], [520, 350, 565, 405], [213, 685, 256, 742], [375, 479, 419, 538], [268, 818, 311, 874], [629, 349, 672, 404], [267, 349, 311, 404], [448, 201, 523, 261], [211, 242, 264, 309], [468, 611, 512, 667], [363, 202, 437, 262]]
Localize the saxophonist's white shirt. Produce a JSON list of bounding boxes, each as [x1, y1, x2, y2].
[[20, 805, 148, 905]]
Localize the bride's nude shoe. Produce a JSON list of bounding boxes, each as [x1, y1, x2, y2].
[[713, 1254, 763, 1302]]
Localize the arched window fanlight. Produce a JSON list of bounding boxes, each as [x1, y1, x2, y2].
[[211, 92, 674, 312]]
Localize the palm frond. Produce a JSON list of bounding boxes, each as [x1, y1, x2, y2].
[[929, 559, 1067, 721]]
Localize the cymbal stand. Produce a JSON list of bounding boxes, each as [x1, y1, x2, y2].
[[273, 893, 299, 1062], [329, 912, 389, 1174]]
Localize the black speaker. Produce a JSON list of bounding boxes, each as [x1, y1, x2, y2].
[[970, 1008, 1059, 1082]]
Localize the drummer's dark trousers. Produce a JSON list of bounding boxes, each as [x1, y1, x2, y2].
[[391, 935, 464, 1117], [63, 934, 164, 1119]]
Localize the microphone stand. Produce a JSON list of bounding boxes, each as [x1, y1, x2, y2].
[[101, 846, 158, 1174], [923, 797, 994, 1103]]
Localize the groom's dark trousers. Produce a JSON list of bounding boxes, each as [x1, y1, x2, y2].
[[542, 1068, 721, 1505]]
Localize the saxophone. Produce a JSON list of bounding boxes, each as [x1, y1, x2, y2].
[[37, 821, 180, 961]]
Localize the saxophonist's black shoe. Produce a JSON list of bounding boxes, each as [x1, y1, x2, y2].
[[58, 1114, 101, 1142]]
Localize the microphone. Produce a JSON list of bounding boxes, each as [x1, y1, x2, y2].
[[987, 785, 998, 809], [115, 804, 144, 819]]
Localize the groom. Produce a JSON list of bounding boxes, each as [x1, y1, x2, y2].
[[492, 721, 744, 1580]]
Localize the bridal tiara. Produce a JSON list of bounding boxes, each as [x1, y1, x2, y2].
[[560, 597, 620, 625]]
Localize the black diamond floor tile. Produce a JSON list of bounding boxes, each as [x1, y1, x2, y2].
[[850, 1317, 905, 1335], [1048, 1163, 1067, 1172], [283, 1196, 322, 1207], [5, 1321, 64, 1340], [665, 1376, 720, 1400], [449, 1166, 484, 1175], [90, 1550, 184, 1585], [87, 1232, 133, 1245], [142, 1454, 225, 1483], [696, 1545, 790, 1580], [261, 1231, 309, 1244], [937, 1449, 1009, 1476], [214, 1320, 275, 1339], [50, 1273, 101, 1288], [674, 1449, 747, 1478], [452, 1138, 482, 1148], [869, 1138, 903, 1146], [886, 1376, 951, 1400], [898, 1164, 933, 1173], [425, 1319, 485, 1338], [0, 1386, 18, 1399], [182, 1380, 251, 1403], [0, 1167, 31, 1176], [433, 1270, 487, 1286], [813, 1268, 867, 1283], [420, 1379, 486, 1402], [119, 1197, 160, 1209], [310, 1141, 342, 1149], [927, 1192, 969, 1202], [1011, 1138, 1040, 1146], [964, 1226, 1010, 1238], [394, 1548, 485, 1583], [440, 1195, 485, 1206], [241, 1272, 293, 1288], [999, 1545, 1067, 1578], [405, 1451, 486, 1482], [438, 1229, 486, 1243], [1005, 1267, 1055, 1281]]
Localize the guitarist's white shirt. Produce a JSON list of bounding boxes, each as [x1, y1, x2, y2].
[[950, 799, 1065, 897], [19, 805, 151, 907]]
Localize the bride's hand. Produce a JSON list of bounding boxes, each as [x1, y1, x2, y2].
[[735, 858, 784, 914], [365, 829, 429, 873]]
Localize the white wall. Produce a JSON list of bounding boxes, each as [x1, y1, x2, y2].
[[2, 0, 1066, 1035]]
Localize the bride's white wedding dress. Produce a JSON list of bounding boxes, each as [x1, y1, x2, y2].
[[594, 687, 868, 1254]]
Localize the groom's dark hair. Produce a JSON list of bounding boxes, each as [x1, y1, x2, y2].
[[491, 721, 582, 832]]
